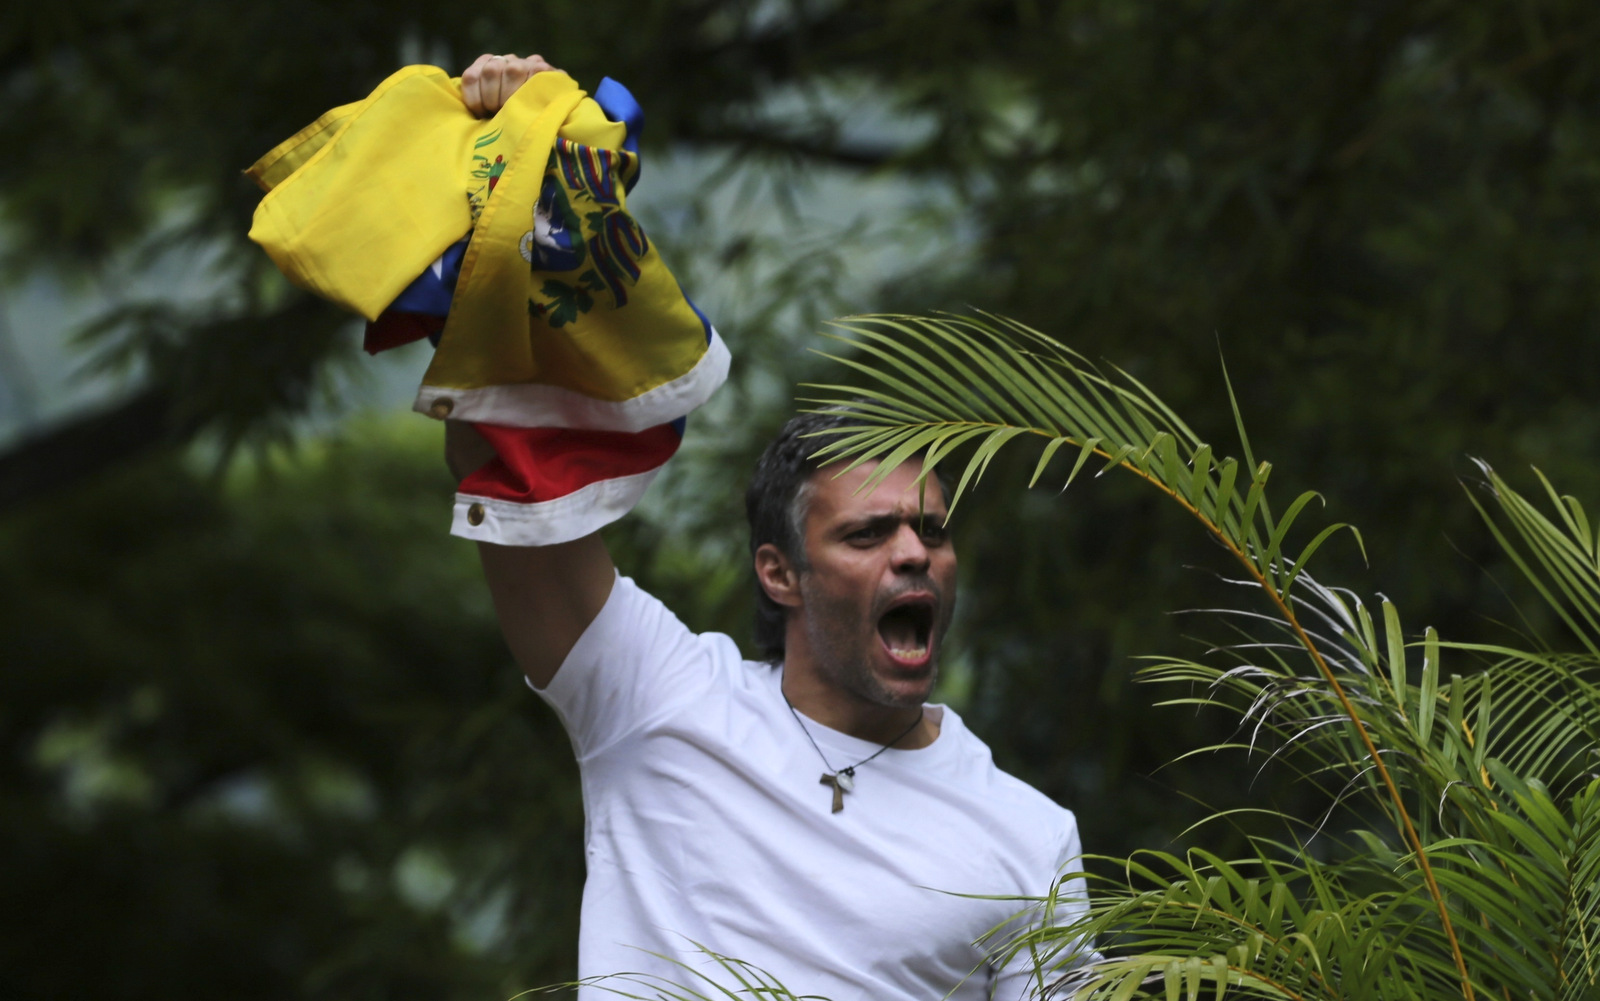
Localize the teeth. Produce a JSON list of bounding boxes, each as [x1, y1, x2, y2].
[[889, 647, 928, 660]]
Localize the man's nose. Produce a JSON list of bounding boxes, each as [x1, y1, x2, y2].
[[889, 523, 931, 573]]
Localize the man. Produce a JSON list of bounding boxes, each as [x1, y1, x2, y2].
[[451, 53, 1093, 1001]]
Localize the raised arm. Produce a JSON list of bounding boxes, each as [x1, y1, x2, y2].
[[446, 421, 615, 689], [450, 52, 618, 688]]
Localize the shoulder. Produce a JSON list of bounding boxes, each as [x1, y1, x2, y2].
[[580, 575, 739, 659], [536, 574, 747, 757], [572, 574, 748, 684]]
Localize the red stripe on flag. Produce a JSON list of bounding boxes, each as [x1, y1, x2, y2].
[[461, 423, 682, 504], [364, 312, 442, 355]]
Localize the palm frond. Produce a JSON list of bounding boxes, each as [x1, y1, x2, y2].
[[803, 313, 1474, 997]]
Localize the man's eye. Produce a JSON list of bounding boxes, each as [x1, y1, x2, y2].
[[920, 524, 948, 544]]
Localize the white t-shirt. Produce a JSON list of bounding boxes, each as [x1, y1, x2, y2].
[[536, 575, 1091, 1000]]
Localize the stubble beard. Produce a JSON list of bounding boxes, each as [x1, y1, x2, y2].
[[797, 573, 955, 710]]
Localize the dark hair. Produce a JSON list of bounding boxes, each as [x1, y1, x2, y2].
[[746, 411, 858, 661], [745, 410, 948, 662]]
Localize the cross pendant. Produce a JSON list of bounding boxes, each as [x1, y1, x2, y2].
[[819, 769, 855, 813]]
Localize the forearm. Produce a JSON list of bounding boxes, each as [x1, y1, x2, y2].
[[478, 534, 614, 688], [447, 420, 615, 687]]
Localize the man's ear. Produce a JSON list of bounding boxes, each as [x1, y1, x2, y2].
[[754, 543, 802, 609]]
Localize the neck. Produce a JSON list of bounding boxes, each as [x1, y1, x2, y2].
[[780, 665, 937, 749]]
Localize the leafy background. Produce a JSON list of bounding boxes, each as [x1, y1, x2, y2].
[[4, 1, 1600, 997]]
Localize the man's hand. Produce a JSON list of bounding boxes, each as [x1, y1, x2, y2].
[[460, 53, 559, 117]]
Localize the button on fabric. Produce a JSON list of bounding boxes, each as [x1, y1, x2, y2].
[[430, 397, 455, 419], [467, 503, 485, 526]]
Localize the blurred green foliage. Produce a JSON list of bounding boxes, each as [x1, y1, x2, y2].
[[0, 422, 583, 997], [6, 0, 1600, 996]]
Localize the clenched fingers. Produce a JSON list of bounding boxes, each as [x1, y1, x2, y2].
[[461, 53, 559, 118]]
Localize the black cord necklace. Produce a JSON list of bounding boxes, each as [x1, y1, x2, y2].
[[782, 689, 925, 814]]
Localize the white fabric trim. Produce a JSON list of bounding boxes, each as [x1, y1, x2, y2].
[[450, 467, 661, 546], [415, 329, 730, 432]]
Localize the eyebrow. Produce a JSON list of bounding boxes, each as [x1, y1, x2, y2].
[[838, 512, 948, 534]]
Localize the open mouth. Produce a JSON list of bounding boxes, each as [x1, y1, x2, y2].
[[877, 600, 935, 666]]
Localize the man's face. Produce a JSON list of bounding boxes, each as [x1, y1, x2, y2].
[[792, 461, 958, 709]]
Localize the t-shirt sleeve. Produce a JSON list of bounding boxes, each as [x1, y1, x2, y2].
[[990, 812, 1103, 999], [534, 574, 723, 760]]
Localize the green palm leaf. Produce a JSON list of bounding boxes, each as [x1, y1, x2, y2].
[[789, 313, 1594, 1000], [801, 313, 1473, 996]]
